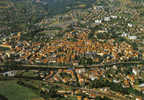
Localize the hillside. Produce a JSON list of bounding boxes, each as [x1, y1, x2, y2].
[[0, 0, 144, 100]]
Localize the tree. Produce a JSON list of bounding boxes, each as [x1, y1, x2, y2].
[[0, 0, 45, 37]]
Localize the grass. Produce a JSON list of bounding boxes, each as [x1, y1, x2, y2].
[[0, 80, 43, 100], [22, 71, 36, 77]]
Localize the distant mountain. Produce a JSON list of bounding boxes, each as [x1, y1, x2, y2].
[[3, 0, 143, 17], [33, 0, 96, 16]]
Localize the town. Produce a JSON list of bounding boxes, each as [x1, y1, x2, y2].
[[0, 0, 144, 100]]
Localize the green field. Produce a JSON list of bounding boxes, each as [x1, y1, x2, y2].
[[0, 80, 43, 100]]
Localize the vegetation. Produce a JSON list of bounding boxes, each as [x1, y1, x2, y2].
[[90, 79, 144, 96], [0, 80, 43, 100], [95, 96, 112, 100], [0, 0, 45, 37]]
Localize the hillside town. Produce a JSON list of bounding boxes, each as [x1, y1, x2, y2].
[[0, 5, 143, 65], [0, 0, 144, 100]]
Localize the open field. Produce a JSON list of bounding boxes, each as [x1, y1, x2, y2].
[[0, 80, 43, 100]]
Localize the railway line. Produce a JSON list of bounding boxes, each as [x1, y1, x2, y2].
[[0, 60, 143, 71]]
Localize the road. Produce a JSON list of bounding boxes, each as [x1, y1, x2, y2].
[[0, 60, 143, 71]]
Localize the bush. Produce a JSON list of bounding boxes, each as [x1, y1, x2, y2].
[[95, 96, 112, 100]]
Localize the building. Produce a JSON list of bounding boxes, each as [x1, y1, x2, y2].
[[0, 70, 17, 77], [121, 32, 128, 37], [128, 23, 133, 27], [104, 17, 110, 21], [136, 96, 143, 100], [139, 83, 144, 88], [95, 20, 102, 24], [128, 36, 137, 40], [111, 15, 118, 19], [132, 68, 138, 75], [138, 83, 144, 94]]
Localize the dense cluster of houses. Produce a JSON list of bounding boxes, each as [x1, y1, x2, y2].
[[0, 28, 140, 66]]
